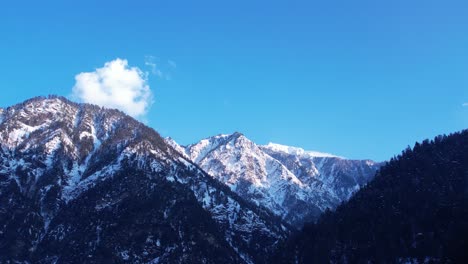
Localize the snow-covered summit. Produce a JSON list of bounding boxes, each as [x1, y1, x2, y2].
[[186, 132, 244, 163], [263, 142, 340, 158], [172, 132, 382, 226], [179, 133, 312, 225]]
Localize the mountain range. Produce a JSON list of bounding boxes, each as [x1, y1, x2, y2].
[[0, 96, 286, 263], [2, 96, 467, 263]]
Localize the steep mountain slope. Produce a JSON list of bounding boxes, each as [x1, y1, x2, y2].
[[0, 96, 288, 263], [278, 130, 468, 263], [262, 143, 379, 203], [184, 133, 320, 226], [171, 133, 380, 226]]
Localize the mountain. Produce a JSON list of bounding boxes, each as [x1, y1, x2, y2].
[[278, 130, 468, 263], [0, 96, 288, 263], [261, 143, 380, 205], [168, 133, 381, 226]]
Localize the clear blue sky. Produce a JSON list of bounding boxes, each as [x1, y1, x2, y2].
[[1, 0, 467, 161]]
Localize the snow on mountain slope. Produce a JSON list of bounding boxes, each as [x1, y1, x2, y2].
[[0, 108, 4, 124], [264, 143, 339, 158], [183, 133, 317, 225], [164, 137, 190, 159], [172, 133, 381, 226], [261, 144, 381, 202], [0, 96, 287, 263]]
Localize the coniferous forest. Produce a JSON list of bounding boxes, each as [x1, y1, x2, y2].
[[276, 130, 468, 263]]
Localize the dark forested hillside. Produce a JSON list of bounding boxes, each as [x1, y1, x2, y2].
[[0, 97, 288, 263], [278, 130, 468, 263]]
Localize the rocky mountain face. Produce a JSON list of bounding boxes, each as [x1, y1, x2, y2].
[[261, 143, 380, 205], [168, 133, 381, 226], [0, 96, 288, 264]]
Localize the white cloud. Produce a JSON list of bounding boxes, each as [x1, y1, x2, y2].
[[145, 56, 163, 78], [72, 58, 153, 118], [144, 55, 176, 80]]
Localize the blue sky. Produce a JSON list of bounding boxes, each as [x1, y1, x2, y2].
[[1, 0, 467, 161]]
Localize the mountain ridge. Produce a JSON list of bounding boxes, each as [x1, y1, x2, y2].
[[0, 96, 288, 263], [168, 132, 381, 226], [263, 142, 341, 159]]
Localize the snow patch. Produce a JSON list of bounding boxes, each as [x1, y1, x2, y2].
[[62, 161, 122, 202], [0, 108, 4, 124], [44, 135, 62, 166], [7, 124, 44, 147], [120, 250, 130, 260]]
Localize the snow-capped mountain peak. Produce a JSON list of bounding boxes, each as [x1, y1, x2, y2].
[[263, 142, 340, 158], [179, 133, 311, 224], [174, 133, 382, 226], [186, 132, 247, 163]]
